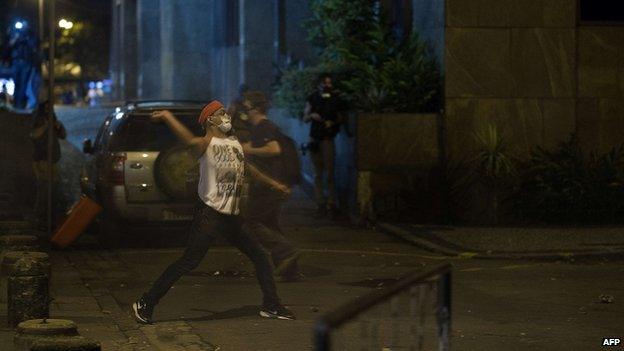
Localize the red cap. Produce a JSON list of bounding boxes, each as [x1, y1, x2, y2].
[[198, 100, 224, 125]]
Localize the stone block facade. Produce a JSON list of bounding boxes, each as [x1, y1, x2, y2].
[[442, 0, 624, 161], [431, 0, 624, 223], [357, 114, 439, 171]]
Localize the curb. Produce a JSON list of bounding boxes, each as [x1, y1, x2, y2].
[[377, 223, 624, 261]]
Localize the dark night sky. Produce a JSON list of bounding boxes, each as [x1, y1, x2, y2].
[[1, 0, 111, 76], [1, 0, 111, 50]]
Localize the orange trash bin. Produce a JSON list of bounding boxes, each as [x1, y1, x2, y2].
[[50, 195, 102, 248]]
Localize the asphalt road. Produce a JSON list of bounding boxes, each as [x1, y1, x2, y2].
[[26, 188, 622, 351], [45, 234, 624, 351]]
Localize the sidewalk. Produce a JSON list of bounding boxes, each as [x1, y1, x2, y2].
[[379, 222, 624, 260]]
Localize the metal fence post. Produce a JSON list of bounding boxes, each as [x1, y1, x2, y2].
[[314, 264, 452, 351], [437, 271, 452, 351]]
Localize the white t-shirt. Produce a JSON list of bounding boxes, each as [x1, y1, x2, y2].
[[198, 136, 245, 215]]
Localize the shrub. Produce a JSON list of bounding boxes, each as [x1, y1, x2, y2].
[[339, 22, 442, 113], [472, 124, 516, 223], [273, 1, 442, 116], [513, 134, 624, 224]]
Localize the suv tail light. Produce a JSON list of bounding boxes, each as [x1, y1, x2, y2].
[[109, 153, 126, 185]]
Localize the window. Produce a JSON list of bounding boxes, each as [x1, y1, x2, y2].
[[109, 112, 202, 152], [579, 0, 624, 23]]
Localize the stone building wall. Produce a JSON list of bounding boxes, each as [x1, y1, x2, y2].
[[434, 0, 624, 223], [577, 26, 624, 153], [443, 0, 624, 159], [444, 0, 578, 160]]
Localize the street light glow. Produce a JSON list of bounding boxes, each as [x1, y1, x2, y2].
[[58, 19, 74, 29], [14, 21, 24, 29]]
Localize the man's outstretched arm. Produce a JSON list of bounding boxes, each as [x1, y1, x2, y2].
[[242, 140, 281, 157], [152, 110, 208, 158]]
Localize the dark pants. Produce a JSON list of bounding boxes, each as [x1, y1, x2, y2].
[[143, 203, 280, 308], [246, 187, 297, 267], [310, 138, 336, 207], [12, 60, 32, 109]]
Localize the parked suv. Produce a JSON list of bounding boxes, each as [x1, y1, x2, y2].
[[80, 101, 205, 245]]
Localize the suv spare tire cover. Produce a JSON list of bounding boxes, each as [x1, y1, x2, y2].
[[153, 145, 199, 202]]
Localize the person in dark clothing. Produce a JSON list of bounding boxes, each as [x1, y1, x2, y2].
[[303, 74, 345, 218], [241, 91, 303, 282], [227, 83, 251, 142], [0, 83, 8, 106], [8, 23, 37, 109], [30, 101, 66, 226]]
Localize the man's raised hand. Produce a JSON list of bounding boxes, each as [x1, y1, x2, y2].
[[151, 110, 173, 122]]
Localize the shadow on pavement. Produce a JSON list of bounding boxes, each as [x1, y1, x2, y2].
[[158, 305, 260, 322]]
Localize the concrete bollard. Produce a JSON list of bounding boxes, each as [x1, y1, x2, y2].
[[14, 319, 79, 351], [0, 221, 37, 232], [8, 256, 50, 328], [1, 251, 49, 303], [0, 235, 40, 255]]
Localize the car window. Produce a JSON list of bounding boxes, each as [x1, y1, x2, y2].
[[108, 111, 203, 152]]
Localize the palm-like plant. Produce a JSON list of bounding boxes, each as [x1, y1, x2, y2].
[[473, 124, 516, 223]]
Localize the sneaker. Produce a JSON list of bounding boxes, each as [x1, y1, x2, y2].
[[260, 304, 296, 320], [274, 252, 301, 276], [132, 297, 154, 324]]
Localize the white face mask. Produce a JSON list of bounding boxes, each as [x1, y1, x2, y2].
[[211, 114, 232, 133]]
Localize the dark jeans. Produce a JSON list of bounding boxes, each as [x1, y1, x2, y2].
[[246, 187, 297, 265], [12, 60, 32, 109], [310, 138, 336, 207], [143, 203, 280, 308]]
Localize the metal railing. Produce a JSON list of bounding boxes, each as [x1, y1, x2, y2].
[[315, 263, 452, 351]]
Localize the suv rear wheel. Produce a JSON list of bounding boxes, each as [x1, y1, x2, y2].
[[153, 145, 199, 202]]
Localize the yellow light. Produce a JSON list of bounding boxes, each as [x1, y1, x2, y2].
[[70, 65, 81, 76], [58, 19, 74, 29]]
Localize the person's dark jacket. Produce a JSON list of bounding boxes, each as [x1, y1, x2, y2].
[[31, 107, 66, 163], [306, 89, 344, 140]]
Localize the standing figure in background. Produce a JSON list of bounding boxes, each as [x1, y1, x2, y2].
[[30, 101, 66, 228], [8, 22, 37, 110], [0, 83, 8, 107], [303, 74, 345, 219], [25, 32, 41, 110]]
